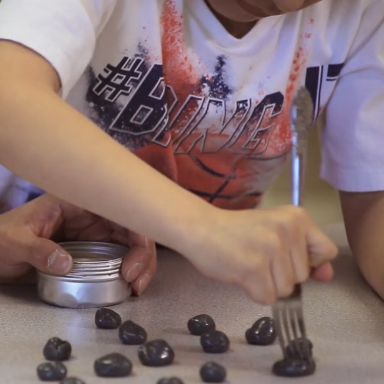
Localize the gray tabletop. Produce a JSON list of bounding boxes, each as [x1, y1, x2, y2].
[[1, 222, 383, 384]]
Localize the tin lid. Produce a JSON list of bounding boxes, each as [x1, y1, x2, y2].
[[57, 241, 128, 280]]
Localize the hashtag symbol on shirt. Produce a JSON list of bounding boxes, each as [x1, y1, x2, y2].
[[93, 56, 144, 102]]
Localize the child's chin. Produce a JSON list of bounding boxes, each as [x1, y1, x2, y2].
[[207, 0, 262, 23], [234, 0, 276, 19], [228, 14, 262, 22]]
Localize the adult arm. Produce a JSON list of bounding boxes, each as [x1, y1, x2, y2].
[[340, 191, 384, 298], [320, 0, 384, 297]]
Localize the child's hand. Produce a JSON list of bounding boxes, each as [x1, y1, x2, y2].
[[0, 194, 156, 295], [184, 205, 338, 305]]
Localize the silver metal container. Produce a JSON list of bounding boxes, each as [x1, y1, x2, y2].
[[37, 241, 131, 309]]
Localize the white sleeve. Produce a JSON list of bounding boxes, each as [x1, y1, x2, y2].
[[0, 0, 116, 98], [320, 0, 384, 192]]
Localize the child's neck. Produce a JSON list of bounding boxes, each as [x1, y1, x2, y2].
[[204, 0, 257, 38]]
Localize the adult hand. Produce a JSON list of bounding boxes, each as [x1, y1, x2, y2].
[[0, 194, 156, 295]]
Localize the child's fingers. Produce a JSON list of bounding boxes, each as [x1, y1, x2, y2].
[[310, 262, 334, 282], [242, 264, 277, 305], [271, 247, 296, 298], [304, 221, 339, 267]]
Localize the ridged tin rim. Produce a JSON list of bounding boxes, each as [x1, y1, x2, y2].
[[38, 241, 128, 280]]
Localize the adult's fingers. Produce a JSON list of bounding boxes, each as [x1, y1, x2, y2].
[[0, 268, 37, 285], [0, 234, 73, 276], [131, 241, 157, 295], [120, 233, 157, 295]]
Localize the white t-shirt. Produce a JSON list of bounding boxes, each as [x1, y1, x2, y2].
[[0, 0, 383, 210]]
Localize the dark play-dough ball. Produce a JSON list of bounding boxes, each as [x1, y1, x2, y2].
[[60, 378, 86, 384], [95, 307, 122, 329], [187, 314, 216, 336], [138, 339, 175, 367], [157, 377, 184, 384], [37, 362, 67, 381], [245, 317, 276, 346], [43, 337, 72, 361], [200, 362, 227, 383], [94, 353, 132, 378], [200, 330, 230, 353], [285, 338, 313, 359], [272, 358, 316, 377], [119, 320, 147, 345]]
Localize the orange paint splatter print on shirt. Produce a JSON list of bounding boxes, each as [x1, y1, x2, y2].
[[86, 0, 315, 210], [154, 0, 314, 209]]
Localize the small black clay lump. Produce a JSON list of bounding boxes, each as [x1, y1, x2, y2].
[[157, 377, 184, 384], [119, 319, 147, 345], [138, 339, 175, 367], [43, 337, 72, 361], [272, 357, 316, 377], [37, 362, 67, 381], [187, 314, 216, 336], [94, 353, 132, 378], [60, 378, 86, 384], [200, 362, 227, 383], [200, 330, 230, 353], [245, 316, 277, 346], [95, 307, 122, 329], [285, 338, 313, 359]]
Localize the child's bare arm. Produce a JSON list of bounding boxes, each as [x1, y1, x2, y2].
[[0, 40, 337, 304], [0, 40, 212, 252]]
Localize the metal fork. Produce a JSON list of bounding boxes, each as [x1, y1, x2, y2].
[[271, 86, 314, 361]]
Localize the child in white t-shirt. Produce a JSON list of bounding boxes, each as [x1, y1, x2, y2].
[[0, 0, 382, 303]]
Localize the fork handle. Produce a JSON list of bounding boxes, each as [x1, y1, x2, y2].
[[291, 131, 308, 207]]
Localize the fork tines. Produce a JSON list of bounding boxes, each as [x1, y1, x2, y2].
[[272, 284, 311, 361]]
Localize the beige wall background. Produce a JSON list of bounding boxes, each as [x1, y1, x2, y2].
[[261, 122, 343, 225]]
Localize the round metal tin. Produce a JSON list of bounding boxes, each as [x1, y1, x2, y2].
[[37, 241, 131, 309]]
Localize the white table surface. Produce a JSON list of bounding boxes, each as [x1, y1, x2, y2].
[[1, 222, 383, 384]]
